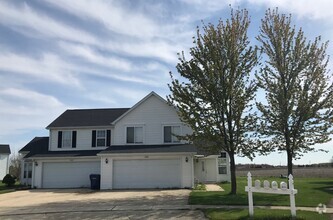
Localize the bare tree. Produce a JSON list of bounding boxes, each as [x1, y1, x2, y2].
[[9, 152, 21, 180]]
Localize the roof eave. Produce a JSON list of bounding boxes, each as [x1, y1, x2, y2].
[[97, 152, 197, 156], [46, 125, 116, 130]]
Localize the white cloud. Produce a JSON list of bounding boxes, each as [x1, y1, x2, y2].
[[0, 88, 68, 135], [0, 1, 97, 44], [181, 0, 238, 12], [59, 42, 134, 72], [0, 1, 188, 64], [42, 0, 192, 63], [105, 40, 180, 64], [58, 41, 170, 86], [246, 0, 333, 21], [0, 52, 81, 87], [43, 0, 164, 39]]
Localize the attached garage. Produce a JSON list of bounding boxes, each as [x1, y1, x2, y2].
[[113, 159, 181, 189], [42, 161, 100, 188]]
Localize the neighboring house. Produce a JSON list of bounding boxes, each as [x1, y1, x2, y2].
[[0, 145, 11, 180], [19, 92, 230, 189]]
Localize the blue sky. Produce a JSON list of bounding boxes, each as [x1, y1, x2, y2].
[[0, 0, 332, 165]]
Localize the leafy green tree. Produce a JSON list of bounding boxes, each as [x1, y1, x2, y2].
[[168, 8, 258, 194], [256, 9, 333, 175]]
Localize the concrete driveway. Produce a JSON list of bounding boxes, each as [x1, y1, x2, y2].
[[0, 189, 206, 219]]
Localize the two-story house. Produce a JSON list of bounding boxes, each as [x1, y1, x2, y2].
[[0, 144, 11, 180], [19, 92, 230, 189]]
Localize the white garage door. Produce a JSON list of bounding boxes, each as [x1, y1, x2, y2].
[[42, 161, 100, 188], [113, 159, 181, 189]]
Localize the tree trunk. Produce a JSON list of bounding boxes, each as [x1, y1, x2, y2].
[[229, 151, 237, 194], [287, 149, 293, 176]]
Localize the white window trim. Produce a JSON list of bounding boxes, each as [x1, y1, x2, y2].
[[96, 130, 106, 147], [125, 125, 145, 144], [218, 158, 227, 175], [162, 124, 182, 144], [62, 131, 72, 148]]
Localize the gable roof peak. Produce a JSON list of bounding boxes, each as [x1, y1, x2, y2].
[[111, 91, 170, 125]]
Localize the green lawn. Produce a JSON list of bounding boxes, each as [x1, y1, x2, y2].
[[0, 182, 24, 194], [190, 177, 333, 207], [205, 208, 331, 220]]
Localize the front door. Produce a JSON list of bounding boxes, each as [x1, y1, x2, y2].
[[200, 159, 216, 182]]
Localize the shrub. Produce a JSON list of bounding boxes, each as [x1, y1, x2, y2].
[[2, 174, 15, 187]]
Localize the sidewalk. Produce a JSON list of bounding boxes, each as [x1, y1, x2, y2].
[[0, 204, 332, 216]]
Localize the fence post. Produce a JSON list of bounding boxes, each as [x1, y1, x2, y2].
[[247, 172, 254, 216], [289, 174, 296, 217]]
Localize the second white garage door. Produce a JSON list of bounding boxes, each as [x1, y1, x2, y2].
[[42, 161, 100, 188], [113, 159, 181, 189]]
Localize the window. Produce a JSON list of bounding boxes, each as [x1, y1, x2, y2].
[[218, 158, 227, 174], [219, 152, 227, 163], [62, 131, 72, 148], [126, 127, 143, 143], [164, 126, 181, 143], [96, 130, 106, 147], [23, 162, 32, 178]]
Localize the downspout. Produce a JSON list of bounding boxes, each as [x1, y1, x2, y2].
[[191, 156, 194, 188], [216, 157, 218, 182], [31, 160, 35, 188], [6, 154, 9, 175]]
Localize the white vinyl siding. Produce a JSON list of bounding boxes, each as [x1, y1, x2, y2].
[[0, 154, 9, 180], [49, 129, 112, 150], [113, 94, 192, 145]]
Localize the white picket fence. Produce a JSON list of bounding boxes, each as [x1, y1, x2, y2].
[[245, 172, 298, 217]]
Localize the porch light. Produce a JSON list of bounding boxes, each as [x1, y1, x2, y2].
[[185, 157, 188, 163], [34, 161, 38, 166], [105, 158, 108, 164]]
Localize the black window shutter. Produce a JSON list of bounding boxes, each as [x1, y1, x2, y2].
[[107, 130, 111, 146], [57, 131, 62, 148], [72, 131, 77, 148], [92, 130, 96, 147]]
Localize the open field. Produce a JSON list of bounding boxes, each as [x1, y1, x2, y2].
[[236, 167, 333, 178]]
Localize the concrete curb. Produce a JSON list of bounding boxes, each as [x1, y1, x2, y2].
[[0, 205, 331, 216]]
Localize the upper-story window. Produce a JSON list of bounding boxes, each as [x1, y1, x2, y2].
[[92, 130, 111, 147], [58, 130, 76, 148], [164, 125, 181, 143], [126, 126, 143, 144], [96, 130, 106, 147], [62, 131, 72, 148]]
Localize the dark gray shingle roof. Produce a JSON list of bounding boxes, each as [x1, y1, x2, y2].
[[0, 145, 10, 154], [19, 137, 103, 158], [100, 144, 197, 154], [47, 108, 130, 128]]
